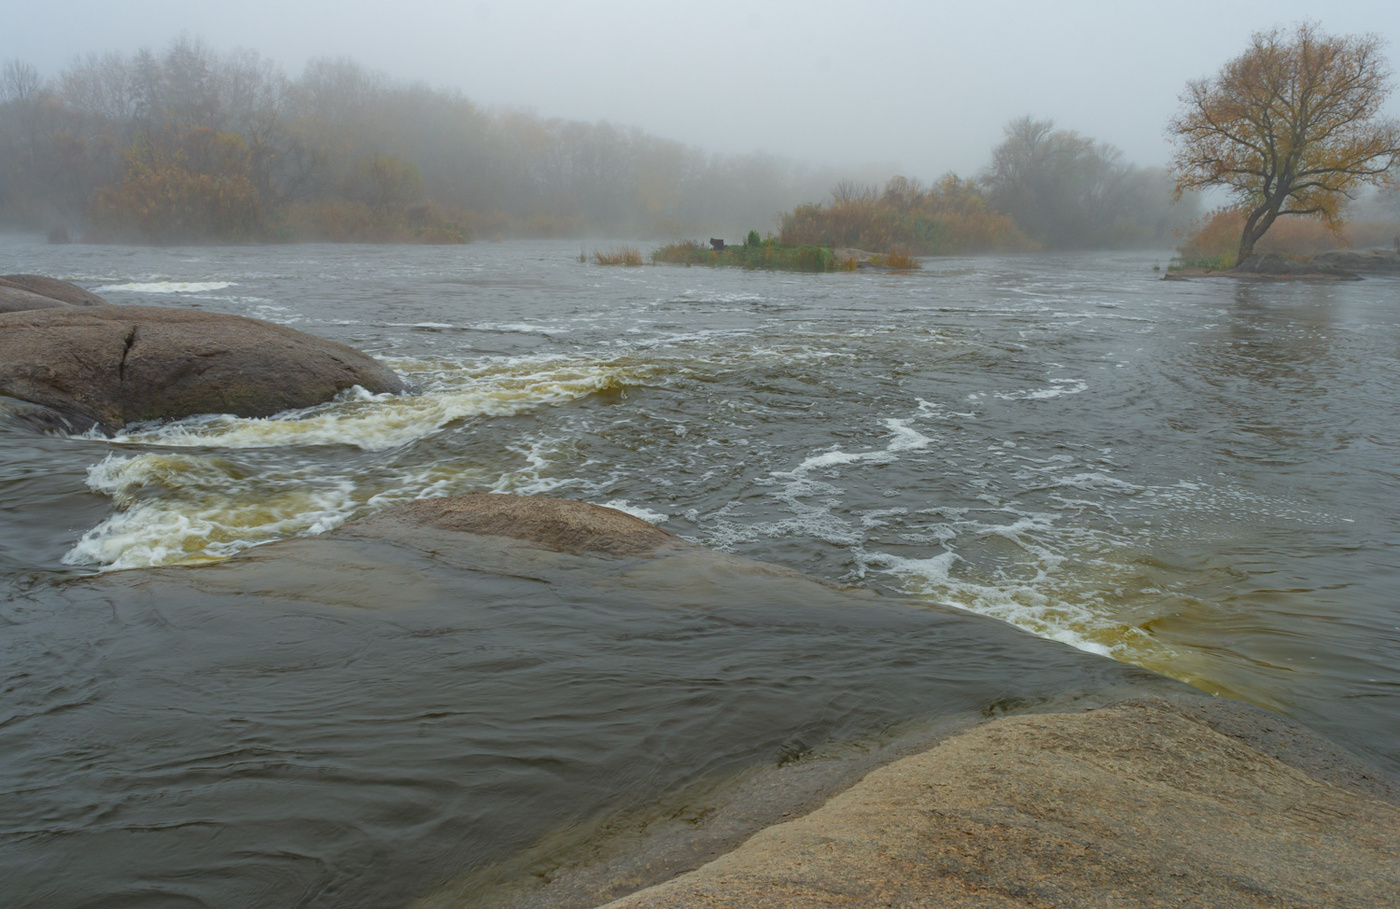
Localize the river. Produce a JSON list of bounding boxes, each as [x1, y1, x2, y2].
[[1, 236, 1397, 907]]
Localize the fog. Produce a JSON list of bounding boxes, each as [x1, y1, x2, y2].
[[7, 0, 1399, 177]]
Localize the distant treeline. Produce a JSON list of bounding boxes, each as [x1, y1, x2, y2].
[[0, 39, 1198, 248], [0, 38, 843, 243]]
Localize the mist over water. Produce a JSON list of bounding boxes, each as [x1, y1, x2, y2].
[[2, 236, 1399, 906]]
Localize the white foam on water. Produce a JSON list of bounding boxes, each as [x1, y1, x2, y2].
[[666, 291, 766, 305], [601, 499, 670, 525], [472, 322, 572, 334], [62, 433, 585, 570], [109, 356, 666, 453], [96, 281, 235, 293], [782, 419, 935, 477], [867, 531, 1132, 660], [994, 379, 1088, 401], [694, 418, 939, 554], [62, 453, 367, 570]]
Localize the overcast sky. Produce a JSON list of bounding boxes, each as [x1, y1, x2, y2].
[[6, 1, 1399, 179]]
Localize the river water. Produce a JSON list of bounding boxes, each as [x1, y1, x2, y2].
[[1, 236, 1397, 907]]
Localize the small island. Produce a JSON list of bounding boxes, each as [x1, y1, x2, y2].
[[589, 232, 922, 274]]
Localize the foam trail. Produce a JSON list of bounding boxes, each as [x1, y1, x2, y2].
[[110, 357, 665, 452], [96, 281, 235, 293]]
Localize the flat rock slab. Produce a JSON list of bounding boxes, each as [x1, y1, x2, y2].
[[344, 494, 691, 557], [602, 698, 1400, 909], [0, 305, 404, 432]]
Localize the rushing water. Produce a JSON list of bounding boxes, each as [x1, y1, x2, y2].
[[2, 236, 1398, 906]]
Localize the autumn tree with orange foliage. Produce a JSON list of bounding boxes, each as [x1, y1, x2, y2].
[[1169, 23, 1400, 266], [91, 126, 263, 243]]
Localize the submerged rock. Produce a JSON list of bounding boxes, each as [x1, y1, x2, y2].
[[0, 274, 109, 306], [0, 305, 405, 432], [344, 494, 691, 557]]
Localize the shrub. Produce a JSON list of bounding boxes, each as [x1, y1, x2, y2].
[[778, 175, 1029, 256]]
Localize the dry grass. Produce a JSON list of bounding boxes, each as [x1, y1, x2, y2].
[[876, 248, 921, 269], [594, 246, 644, 266], [1176, 206, 1400, 268]]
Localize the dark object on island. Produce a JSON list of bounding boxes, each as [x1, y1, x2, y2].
[[710, 238, 726, 251], [0, 305, 405, 433], [47, 226, 71, 244]]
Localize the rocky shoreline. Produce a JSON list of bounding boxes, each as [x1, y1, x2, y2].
[[1166, 246, 1400, 280]]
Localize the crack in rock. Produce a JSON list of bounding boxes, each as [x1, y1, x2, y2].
[[117, 326, 138, 383]]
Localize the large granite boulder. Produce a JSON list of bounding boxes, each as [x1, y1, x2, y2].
[[0, 285, 74, 314], [0, 305, 405, 432], [0, 274, 109, 306]]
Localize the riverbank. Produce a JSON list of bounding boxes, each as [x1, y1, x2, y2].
[[1166, 247, 1400, 279]]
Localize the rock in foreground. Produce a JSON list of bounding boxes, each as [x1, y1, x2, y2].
[[600, 697, 1399, 909], [0, 305, 404, 432]]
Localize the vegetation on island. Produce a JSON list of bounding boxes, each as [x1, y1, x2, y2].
[[1169, 23, 1400, 268], [775, 122, 1197, 257], [1171, 201, 1400, 271], [651, 232, 843, 272]]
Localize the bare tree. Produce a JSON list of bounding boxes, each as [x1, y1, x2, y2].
[[1, 60, 43, 104]]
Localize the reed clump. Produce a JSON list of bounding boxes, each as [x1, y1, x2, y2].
[[873, 247, 920, 269], [594, 246, 644, 266]]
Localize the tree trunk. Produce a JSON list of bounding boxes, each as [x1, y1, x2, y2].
[[1236, 201, 1281, 266]]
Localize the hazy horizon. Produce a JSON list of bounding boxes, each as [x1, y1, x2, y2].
[[6, 1, 1400, 181]]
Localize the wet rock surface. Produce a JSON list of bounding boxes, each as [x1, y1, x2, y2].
[[0, 284, 76, 313], [0, 274, 109, 306], [0, 305, 404, 432], [343, 493, 692, 557]]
